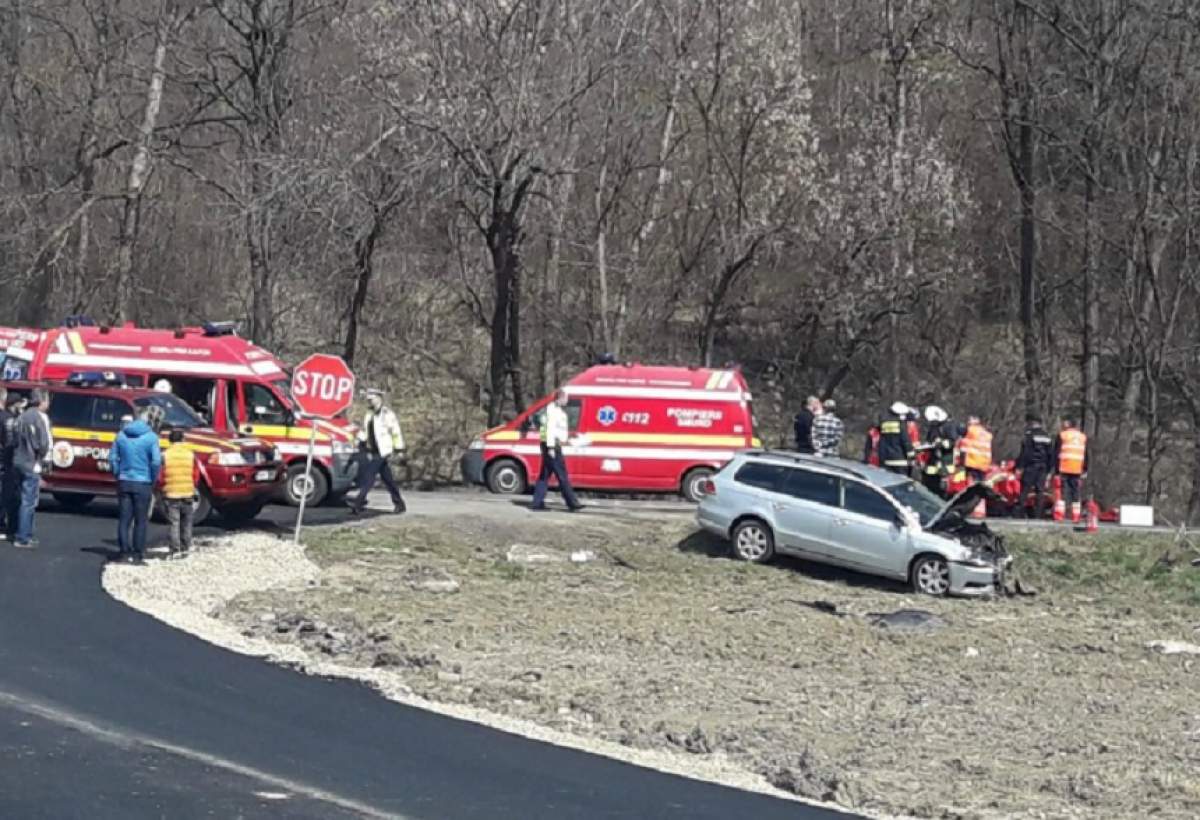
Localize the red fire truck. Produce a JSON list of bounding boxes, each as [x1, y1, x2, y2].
[[462, 363, 760, 501], [0, 322, 358, 506]]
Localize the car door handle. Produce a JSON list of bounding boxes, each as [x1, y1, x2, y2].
[[833, 518, 849, 527]]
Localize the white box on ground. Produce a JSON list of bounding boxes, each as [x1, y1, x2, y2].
[[1119, 504, 1154, 527]]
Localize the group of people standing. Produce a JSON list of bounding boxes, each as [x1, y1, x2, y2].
[[0, 387, 53, 548], [795, 396, 1093, 520]]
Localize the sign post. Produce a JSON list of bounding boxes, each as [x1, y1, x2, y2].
[[289, 354, 356, 545]]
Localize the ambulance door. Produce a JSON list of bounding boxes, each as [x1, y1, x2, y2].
[[562, 396, 589, 482]]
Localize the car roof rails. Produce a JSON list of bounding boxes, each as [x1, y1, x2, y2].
[[754, 450, 873, 481]]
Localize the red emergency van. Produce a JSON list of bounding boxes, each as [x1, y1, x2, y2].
[[0, 322, 358, 507], [461, 364, 759, 501]]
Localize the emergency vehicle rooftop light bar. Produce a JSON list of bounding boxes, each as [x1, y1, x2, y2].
[[202, 321, 238, 337], [62, 315, 96, 328], [66, 371, 126, 388]]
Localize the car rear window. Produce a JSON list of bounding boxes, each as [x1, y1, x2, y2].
[[733, 462, 788, 491], [843, 481, 897, 523], [780, 468, 839, 506]]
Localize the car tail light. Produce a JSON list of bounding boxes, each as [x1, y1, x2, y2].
[[701, 479, 717, 496]]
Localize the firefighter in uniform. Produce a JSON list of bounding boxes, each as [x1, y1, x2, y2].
[[1015, 416, 1054, 519], [920, 405, 957, 497], [877, 402, 913, 475], [959, 415, 993, 483], [530, 390, 583, 512], [1053, 419, 1089, 523]]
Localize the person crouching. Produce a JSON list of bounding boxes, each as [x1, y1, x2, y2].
[[162, 428, 198, 558]]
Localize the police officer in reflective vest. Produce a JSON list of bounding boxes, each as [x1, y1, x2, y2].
[[530, 390, 583, 512], [959, 415, 993, 483], [1053, 419, 1089, 523], [877, 402, 913, 475], [1015, 416, 1054, 519]]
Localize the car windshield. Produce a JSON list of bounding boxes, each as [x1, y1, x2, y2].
[[884, 479, 945, 526], [133, 394, 206, 429], [273, 378, 295, 409]]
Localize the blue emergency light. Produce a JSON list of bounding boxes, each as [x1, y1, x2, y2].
[[66, 371, 126, 388], [61, 315, 96, 328], [202, 321, 237, 337]]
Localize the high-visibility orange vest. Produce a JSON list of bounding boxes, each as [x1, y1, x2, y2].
[[960, 423, 993, 471], [1057, 429, 1087, 475]]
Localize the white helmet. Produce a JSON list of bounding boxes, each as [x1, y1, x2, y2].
[[889, 401, 909, 417], [153, 378, 172, 393], [924, 405, 948, 423]]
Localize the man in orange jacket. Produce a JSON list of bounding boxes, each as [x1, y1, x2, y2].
[[1053, 419, 1090, 523]]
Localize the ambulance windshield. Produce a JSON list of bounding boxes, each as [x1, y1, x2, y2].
[[273, 379, 294, 409], [133, 394, 205, 429]]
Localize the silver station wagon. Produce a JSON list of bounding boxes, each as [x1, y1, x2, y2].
[[696, 451, 1012, 596]]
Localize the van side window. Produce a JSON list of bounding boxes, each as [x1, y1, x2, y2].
[[733, 462, 787, 492], [524, 400, 581, 435], [245, 382, 289, 426], [92, 397, 133, 431], [842, 481, 897, 523], [780, 468, 839, 507], [48, 393, 94, 428]]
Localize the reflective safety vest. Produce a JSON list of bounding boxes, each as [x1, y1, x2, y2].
[[960, 424, 993, 472], [1057, 429, 1087, 475]]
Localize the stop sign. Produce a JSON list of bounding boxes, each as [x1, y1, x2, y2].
[[291, 354, 356, 419]]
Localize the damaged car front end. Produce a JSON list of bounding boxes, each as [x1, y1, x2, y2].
[[914, 483, 1023, 597]]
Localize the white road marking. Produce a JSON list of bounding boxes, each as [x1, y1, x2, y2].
[[0, 689, 409, 819]]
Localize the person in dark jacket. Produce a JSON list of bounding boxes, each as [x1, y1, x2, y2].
[[2, 393, 25, 541], [877, 402, 913, 475], [109, 409, 162, 563], [920, 405, 958, 497], [792, 396, 820, 454], [0, 386, 10, 539], [1015, 416, 1055, 519], [11, 389, 50, 548]]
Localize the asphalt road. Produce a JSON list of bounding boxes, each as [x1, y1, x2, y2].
[[0, 495, 857, 820]]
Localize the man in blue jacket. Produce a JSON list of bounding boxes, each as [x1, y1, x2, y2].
[[109, 409, 162, 564]]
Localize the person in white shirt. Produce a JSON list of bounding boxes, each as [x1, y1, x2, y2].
[[348, 388, 406, 515], [530, 390, 583, 512]]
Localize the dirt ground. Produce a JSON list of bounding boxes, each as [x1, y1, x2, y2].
[[213, 507, 1200, 819]]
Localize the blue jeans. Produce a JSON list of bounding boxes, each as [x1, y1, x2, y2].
[[117, 481, 153, 555], [531, 444, 580, 509], [14, 467, 39, 544]]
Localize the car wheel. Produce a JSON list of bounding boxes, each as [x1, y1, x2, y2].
[[218, 500, 266, 524], [151, 489, 213, 525], [731, 519, 775, 563], [284, 463, 329, 507], [911, 554, 951, 596], [486, 459, 527, 495], [52, 492, 95, 511], [680, 467, 715, 503]]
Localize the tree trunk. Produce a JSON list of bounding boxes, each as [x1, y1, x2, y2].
[[343, 217, 383, 367], [486, 213, 519, 426], [1016, 100, 1040, 421], [114, 9, 172, 322]]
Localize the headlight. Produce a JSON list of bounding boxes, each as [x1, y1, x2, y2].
[[468, 438, 485, 450], [209, 452, 248, 466]]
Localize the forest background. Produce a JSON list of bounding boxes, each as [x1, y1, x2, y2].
[[3, 0, 1200, 518]]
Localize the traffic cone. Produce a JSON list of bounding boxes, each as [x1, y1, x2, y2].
[[1051, 476, 1064, 522], [971, 498, 987, 519], [1071, 501, 1082, 524], [1085, 499, 1100, 533]]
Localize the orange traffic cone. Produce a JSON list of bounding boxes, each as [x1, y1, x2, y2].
[[1071, 501, 1082, 524], [1051, 476, 1064, 522], [1085, 499, 1100, 533]]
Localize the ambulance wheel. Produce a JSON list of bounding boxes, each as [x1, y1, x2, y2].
[[218, 500, 266, 524], [485, 459, 527, 495], [680, 467, 716, 503], [52, 492, 95, 511], [284, 463, 329, 507]]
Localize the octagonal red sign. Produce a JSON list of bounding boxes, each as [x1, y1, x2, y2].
[[291, 354, 356, 419]]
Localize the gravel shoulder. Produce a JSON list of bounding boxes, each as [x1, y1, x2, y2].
[[104, 503, 1200, 819]]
